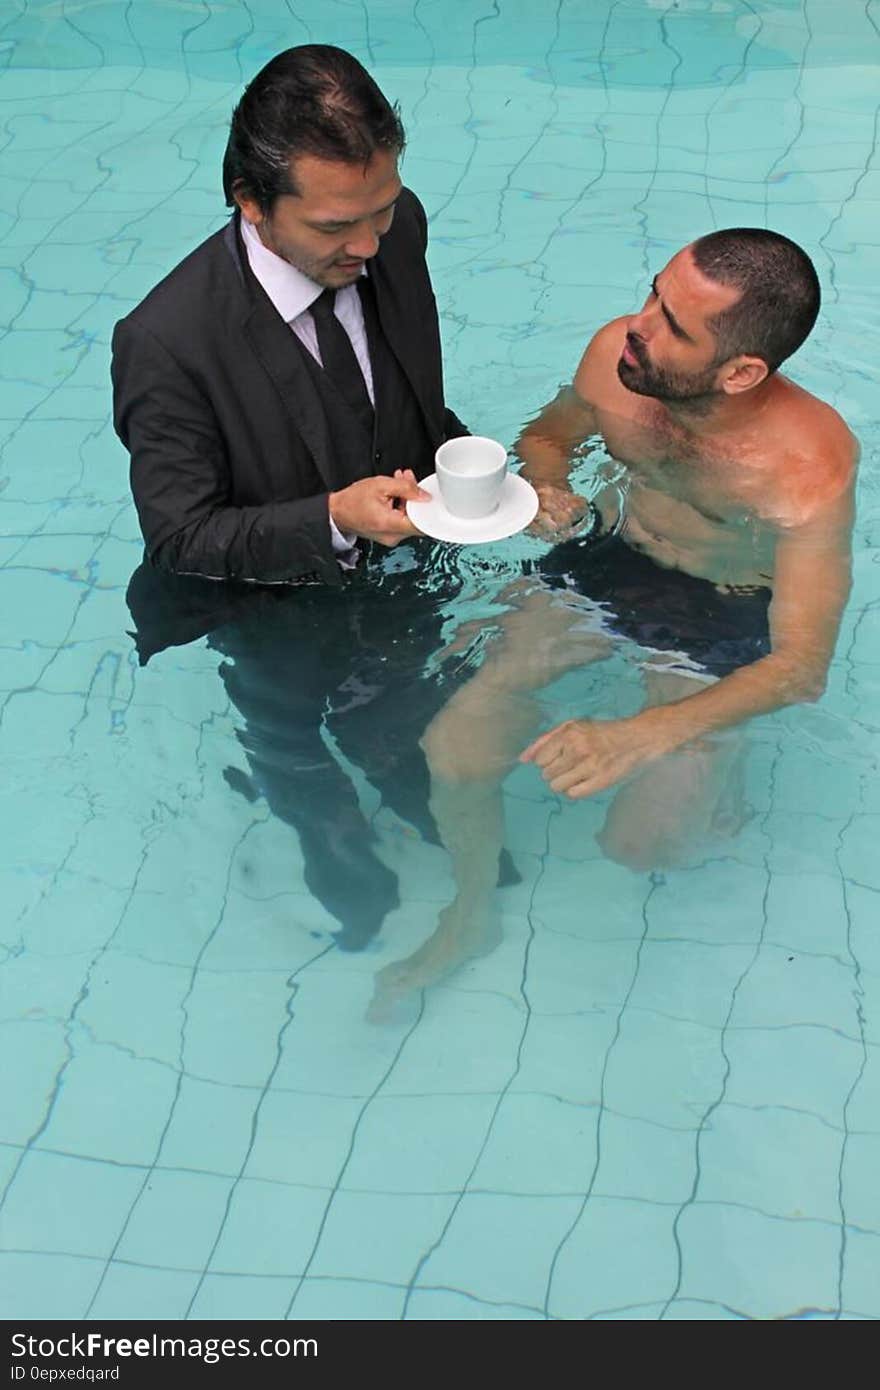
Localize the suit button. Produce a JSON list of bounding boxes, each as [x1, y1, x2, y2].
[[374, 451, 382, 465]]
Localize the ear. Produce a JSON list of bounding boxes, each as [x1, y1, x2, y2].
[[719, 355, 769, 395], [231, 183, 264, 228]]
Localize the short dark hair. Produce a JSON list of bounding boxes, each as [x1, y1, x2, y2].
[[691, 228, 821, 373], [222, 45, 405, 211]]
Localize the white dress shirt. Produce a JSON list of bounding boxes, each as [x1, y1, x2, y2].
[[240, 215, 369, 561]]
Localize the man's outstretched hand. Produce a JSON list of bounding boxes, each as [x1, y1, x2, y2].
[[329, 469, 430, 546], [520, 715, 671, 799]]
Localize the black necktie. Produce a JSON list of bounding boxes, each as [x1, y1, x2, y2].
[[309, 288, 374, 429]]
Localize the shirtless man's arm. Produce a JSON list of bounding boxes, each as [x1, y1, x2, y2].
[[521, 440, 856, 799], [515, 345, 606, 534], [516, 323, 627, 535]]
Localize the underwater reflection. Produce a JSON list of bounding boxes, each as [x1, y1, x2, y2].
[[126, 546, 519, 964]]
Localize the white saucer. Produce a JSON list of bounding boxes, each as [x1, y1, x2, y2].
[[406, 472, 539, 544]]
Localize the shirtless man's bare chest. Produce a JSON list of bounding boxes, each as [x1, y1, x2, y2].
[[593, 396, 777, 587]]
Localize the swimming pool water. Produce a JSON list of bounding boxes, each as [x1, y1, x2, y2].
[[1, 0, 879, 1321]]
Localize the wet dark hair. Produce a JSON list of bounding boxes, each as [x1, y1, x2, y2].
[[691, 228, 821, 374], [222, 45, 405, 212]]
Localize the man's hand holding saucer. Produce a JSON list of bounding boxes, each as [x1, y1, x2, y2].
[[329, 469, 429, 547]]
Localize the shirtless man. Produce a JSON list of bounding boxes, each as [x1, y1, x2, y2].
[[369, 228, 856, 1017]]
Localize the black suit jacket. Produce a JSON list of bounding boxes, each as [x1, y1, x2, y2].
[[111, 189, 466, 584]]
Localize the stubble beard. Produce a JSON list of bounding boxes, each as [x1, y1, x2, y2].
[[257, 219, 350, 289], [617, 340, 721, 413]]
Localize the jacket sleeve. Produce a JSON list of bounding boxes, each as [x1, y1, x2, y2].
[[112, 318, 342, 586]]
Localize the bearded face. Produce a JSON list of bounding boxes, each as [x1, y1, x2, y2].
[[616, 329, 722, 403]]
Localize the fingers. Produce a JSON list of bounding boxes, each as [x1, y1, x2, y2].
[[387, 471, 430, 501], [541, 498, 586, 522], [527, 516, 583, 542], [520, 731, 553, 762], [556, 772, 609, 800], [520, 720, 612, 799], [535, 743, 571, 774], [530, 748, 605, 799], [520, 722, 573, 763], [536, 506, 588, 534], [330, 474, 428, 541], [547, 762, 594, 794], [522, 714, 645, 801], [533, 484, 587, 515]]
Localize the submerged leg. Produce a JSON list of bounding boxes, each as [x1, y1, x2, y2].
[[221, 653, 398, 951], [369, 588, 611, 1016], [598, 666, 751, 871], [367, 777, 505, 1021]]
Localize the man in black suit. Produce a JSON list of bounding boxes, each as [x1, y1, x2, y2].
[[112, 44, 466, 582], [113, 46, 499, 949]]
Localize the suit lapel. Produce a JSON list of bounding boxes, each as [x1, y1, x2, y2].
[[226, 218, 348, 492], [367, 248, 442, 443]]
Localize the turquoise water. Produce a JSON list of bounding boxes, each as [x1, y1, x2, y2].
[[1, 0, 879, 1321]]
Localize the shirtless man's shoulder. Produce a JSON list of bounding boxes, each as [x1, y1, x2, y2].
[[756, 378, 857, 528], [773, 378, 857, 466], [572, 317, 628, 409]]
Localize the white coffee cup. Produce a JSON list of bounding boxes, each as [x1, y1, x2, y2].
[[434, 436, 508, 519]]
